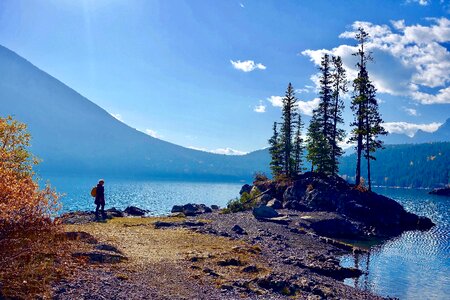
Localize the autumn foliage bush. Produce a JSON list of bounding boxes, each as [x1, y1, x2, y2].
[[0, 116, 66, 298]]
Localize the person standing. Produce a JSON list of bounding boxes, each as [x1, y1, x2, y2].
[[95, 179, 105, 219]]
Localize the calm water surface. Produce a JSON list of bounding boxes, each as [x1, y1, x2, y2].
[[46, 176, 242, 214], [47, 177, 449, 299]]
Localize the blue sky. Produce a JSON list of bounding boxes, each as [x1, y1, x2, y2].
[[1, 0, 449, 154]]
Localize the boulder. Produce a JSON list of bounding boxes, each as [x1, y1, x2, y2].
[[283, 200, 309, 211], [252, 205, 279, 219], [302, 215, 362, 239], [171, 205, 183, 213], [182, 203, 198, 216], [239, 184, 252, 195], [257, 193, 273, 205], [266, 199, 282, 209], [124, 206, 148, 216], [211, 205, 220, 210], [232, 224, 246, 235], [172, 203, 212, 216], [105, 207, 124, 218], [260, 216, 291, 225]]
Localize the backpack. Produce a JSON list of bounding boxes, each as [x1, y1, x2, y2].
[[90, 186, 97, 197]]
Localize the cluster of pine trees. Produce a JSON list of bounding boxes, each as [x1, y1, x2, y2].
[[269, 28, 387, 190]]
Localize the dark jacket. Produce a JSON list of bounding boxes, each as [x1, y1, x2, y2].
[[95, 184, 105, 205]]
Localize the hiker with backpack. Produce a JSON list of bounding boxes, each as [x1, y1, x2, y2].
[[92, 179, 106, 219]]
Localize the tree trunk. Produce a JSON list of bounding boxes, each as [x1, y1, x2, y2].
[[331, 92, 339, 175], [355, 103, 363, 186], [367, 153, 371, 191]]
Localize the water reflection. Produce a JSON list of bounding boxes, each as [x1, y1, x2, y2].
[[340, 188, 450, 299]]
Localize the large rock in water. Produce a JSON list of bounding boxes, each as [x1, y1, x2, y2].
[[171, 203, 212, 216], [124, 206, 148, 216], [243, 172, 434, 238], [429, 187, 450, 196]]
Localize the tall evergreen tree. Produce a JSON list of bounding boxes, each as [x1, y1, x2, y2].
[[363, 84, 388, 191], [330, 55, 348, 175], [317, 54, 334, 140], [292, 113, 304, 175], [306, 114, 320, 172], [280, 83, 298, 177], [349, 27, 371, 186], [306, 54, 334, 174], [268, 122, 283, 178]]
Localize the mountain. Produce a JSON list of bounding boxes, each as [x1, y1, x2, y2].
[[413, 119, 450, 143], [0, 45, 270, 180], [1, 45, 447, 188], [339, 142, 450, 188], [383, 119, 450, 144]]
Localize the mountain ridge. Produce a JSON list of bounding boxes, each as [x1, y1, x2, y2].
[[0, 44, 270, 180], [1, 45, 448, 187], [383, 118, 450, 144]]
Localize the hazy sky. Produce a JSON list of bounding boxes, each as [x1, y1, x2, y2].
[[1, 0, 449, 154]]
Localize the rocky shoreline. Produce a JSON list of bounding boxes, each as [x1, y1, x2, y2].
[[57, 208, 381, 299], [54, 174, 435, 299]]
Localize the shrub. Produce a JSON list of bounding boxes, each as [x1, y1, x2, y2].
[[353, 177, 368, 192], [0, 116, 64, 297], [223, 187, 261, 213], [253, 172, 268, 184]]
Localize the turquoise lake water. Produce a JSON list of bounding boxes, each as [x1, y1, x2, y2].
[[46, 176, 449, 299], [340, 187, 450, 300]]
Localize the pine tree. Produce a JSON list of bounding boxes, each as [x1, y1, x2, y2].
[[330, 55, 348, 175], [292, 113, 304, 176], [317, 54, 334, 140], [306, 54, 334, 174], [268, 122, 283, 178], [363, 84, 387, 191], [306, 114, 328, 172], [280, 83, 298, 177], [349, 27, 371, 186], [306, 115, 318, 172]]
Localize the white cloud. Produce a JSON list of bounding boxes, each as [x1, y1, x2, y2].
[[254, 101, 266, 113], [412, 86, 450, 104], [403, 107, 419, 116], [383, 121, 442, 137], [239, 2, 245, 8], [297, 98, 320, 116], [407, 0, 430, 6], [144, 129, 162, 138], [295, 86, 313, 94], [111, 113, 123, 122], [266, 95, 319, 116], [230, 60, 266, 72], [301, 18, 450, 105], [188, 146, 248, 155], [267, 95, 283, 107]]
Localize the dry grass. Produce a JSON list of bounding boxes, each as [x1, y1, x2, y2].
[[66, 217, 270, 292], [0, 227, 85, 299], [0, 216, 270, 299]]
